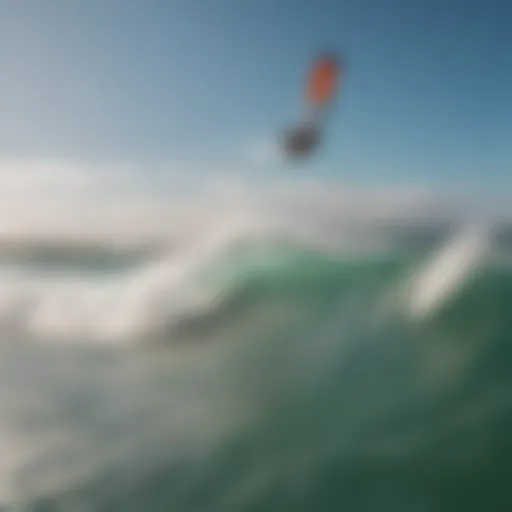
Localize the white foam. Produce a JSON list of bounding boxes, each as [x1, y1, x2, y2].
[[0, 217, 257, 344], [407, 222, 491, 319]]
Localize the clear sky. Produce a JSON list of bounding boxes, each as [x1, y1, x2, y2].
[[1, 0, 511, 188]]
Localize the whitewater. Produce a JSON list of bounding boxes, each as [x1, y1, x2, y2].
[[0, 166, 511, 511]]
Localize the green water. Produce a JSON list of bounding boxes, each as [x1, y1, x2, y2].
[[1, 247, 511, 511]]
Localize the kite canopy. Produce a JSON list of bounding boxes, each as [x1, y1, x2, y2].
[[306, 53, 340, 107]]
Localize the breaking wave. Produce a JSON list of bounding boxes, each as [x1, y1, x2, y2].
[[0, 179, 511, 510]]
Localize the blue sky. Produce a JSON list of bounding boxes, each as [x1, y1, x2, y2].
[[1, 0, 511, 188]]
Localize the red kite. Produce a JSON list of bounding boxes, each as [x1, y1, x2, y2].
[[282, 52, 343, 158]]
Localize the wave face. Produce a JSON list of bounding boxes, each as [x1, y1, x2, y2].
[[0, 196, 512, 511]]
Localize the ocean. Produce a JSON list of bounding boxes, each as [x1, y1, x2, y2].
[[0, 211, 511, 511]]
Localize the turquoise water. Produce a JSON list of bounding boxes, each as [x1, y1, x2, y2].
[[0, 237, 511, 511]]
